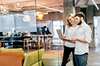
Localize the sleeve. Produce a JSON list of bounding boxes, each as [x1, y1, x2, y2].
[[63, 26, 71, 40], [84, 25, 92, 43], [63, 26, 68, 36]]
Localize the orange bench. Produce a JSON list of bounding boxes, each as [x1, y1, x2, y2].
[[0, 48, 24, 66]]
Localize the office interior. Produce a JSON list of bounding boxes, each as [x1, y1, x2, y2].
[[0, 0, 100, 66]]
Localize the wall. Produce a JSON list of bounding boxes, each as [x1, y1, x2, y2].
[[86, 5, 100, 48]]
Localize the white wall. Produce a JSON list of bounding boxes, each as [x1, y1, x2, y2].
[[94, 16, 100, 51]]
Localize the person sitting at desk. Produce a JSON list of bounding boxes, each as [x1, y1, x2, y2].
[[0, 32, 3, 47], [41, 26, 51, 35]]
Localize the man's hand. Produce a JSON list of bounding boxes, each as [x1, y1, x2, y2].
[[72, 36, 89, 43], [62, 36, 76, 43]]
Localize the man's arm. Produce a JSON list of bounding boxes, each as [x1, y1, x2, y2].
[[76, 38, 90, 44], [61, 35, 75, 43], [73, 26, 92, 44]]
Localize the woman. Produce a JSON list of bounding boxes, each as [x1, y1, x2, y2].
[[61, 14, 78, 66]]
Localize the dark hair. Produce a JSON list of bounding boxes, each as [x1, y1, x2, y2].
[[75, 12, 85, 25], [75, 12, 85, 19], [77, 21, 82, 25], [67, 19, 72, 27]]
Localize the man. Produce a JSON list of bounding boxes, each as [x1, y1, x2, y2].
[[73, 12, 92, 66]]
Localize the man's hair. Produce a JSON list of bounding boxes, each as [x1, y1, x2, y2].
[[75, 12, 85, 25], [75, 12, 85, 19], [67, 19, 72, 27]]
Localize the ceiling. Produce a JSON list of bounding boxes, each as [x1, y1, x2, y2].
[[75, 0, 100, 7], [0, 0, 63, 13], [0, 0, 99, 13]]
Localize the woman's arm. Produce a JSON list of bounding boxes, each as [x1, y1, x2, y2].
[[63, 38, 75, 43]]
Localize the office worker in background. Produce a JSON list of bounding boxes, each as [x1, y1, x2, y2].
[[0, 32, 3, 47], [61, 14, 79, 66], [42, 26, 51, 35], [73, 12, 92, 66]]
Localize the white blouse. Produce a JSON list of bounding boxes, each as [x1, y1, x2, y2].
[[64, 25, 79, 48]]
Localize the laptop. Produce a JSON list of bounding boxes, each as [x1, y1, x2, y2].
[[56, 29, 63, 39]]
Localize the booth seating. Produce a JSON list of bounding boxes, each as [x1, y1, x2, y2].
[[0, 48, 44, 66], [0, 48, 24, 66], [23, 49, 44, 66]]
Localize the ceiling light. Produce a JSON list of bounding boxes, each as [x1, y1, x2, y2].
[[36, 12, 44, 20], [16, 3, 20, 7], [0, 6, 9, 15]]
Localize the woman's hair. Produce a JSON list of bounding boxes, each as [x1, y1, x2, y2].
[[66, 14, 74, 27], [67, 18, 72, 27]]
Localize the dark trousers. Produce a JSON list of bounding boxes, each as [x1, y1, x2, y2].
[[74, 53, 88, 66], [61, 46, 76, 66]]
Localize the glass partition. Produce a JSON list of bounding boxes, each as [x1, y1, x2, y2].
[[0, 0, 64, 66]]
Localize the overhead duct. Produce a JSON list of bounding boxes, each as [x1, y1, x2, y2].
[[91, 0, 99, 10], [75, 0, 99, 10], [75, 0, 89, 7]]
